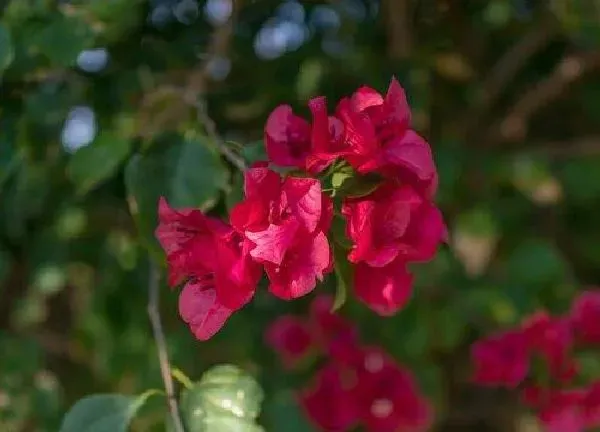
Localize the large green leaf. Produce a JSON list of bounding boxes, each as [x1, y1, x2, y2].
[[124, 135, 228, 257], [59, 391, 159, 432], [180, 364, 264, 432], [31, 14, 95, 66], [67, 133, 133, 196], [0, 24, 14, 73]]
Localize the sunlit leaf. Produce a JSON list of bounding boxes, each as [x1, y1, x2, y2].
[[180, 364, 264, 432]]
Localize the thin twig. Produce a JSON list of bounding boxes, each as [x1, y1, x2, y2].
[[517, 135, 600, 158], [383, 0, 412, 60], [463, 16, 557, 138], [184, 0, 247, 172], [194, 99, 247, 171], [486, 51, 600, 146], [476, 17, 558, 113], [147, 264, 186, 432], [137, 0, 246, 171]]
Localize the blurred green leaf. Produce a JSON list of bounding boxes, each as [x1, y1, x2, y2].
[[240, 141, 267, 165], [0, 246, 10, 289], [0, 24, 14, 73], [433, 304, 467, 352], [552, 0, 600, 47], [332, 243, 352, 311], [31, 14, 94, 66], [263, 390, 314, 432], [296, 59, 324, 101], [68, 134, 133, 196], [561, 156, 600, 204], [226, 171, 244, 211], [455, 207, 498, 237], [124, 135, 228, 256], [504, 239, 567, 287], [59, 391, 159, 432], [180, 364, 264, 432]]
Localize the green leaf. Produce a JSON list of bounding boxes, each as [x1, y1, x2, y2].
[[504, 239, 567, 287], [561, 156, 600, 204], [0, 246, 11, 290], [0, 24, 14, 73], [503, 239, 568, 313], [124, 135, 228, 257], [433, 303, 466, 351], [455, 207, 498, 237], [330, 215, 352, 249], [332, 243, 352, 311], [59, 391, 159, 432], [332, 171, 381, 198], [31, 14, 95, 66], [263, 390, 314, 432], [67, 134, 133, 196], [331, 170, 353, 190], [226, 171, 244, 211], [180, 364, 264, 432], [240, 141, 267, 165]]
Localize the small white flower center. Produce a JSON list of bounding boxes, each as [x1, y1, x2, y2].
[[365, 353, 384, 373], [371, 398, 394, 418]]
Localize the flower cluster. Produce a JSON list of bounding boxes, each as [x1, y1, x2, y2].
[[471, 290, 600, 431], [266, 295, 432, 432], [155, 77, 445, 340]]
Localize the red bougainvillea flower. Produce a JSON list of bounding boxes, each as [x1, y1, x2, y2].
[[178, 278, 234, 341], [471, 329, 530, 387], [522, 312, 577, 383], [523, 382, 600, 432], [155, 197, 231, 287], [351, 347, 432, 432], [342, 183, 446, 267], [336, 78, 438, 198], [299, 362, 360, 432], [265, 315, 315, 369], [155, 198, 262, 339], [308, 295, 359, 358], [570, 290, 600, 345], [230, 164, 333, 299], [536, 388, 587, 432], [264, 97, 344, 173], [353, 258, 414, 316], [581, 381, 600, 427], [319, 345, 432, 432]]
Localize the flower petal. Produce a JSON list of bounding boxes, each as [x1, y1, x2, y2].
[[178, 279, 233, 341], [354, 259, 414, 316], [265, 104, 311, 168], [246, 219, 300, 265], [266, 231, 331, 300]]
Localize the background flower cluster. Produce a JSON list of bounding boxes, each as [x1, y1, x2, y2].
[[267, 295, 432, 432], [472, 290, 600, 431]]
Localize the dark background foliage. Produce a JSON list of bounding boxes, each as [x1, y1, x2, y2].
[[1, 0, 599, 430]]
